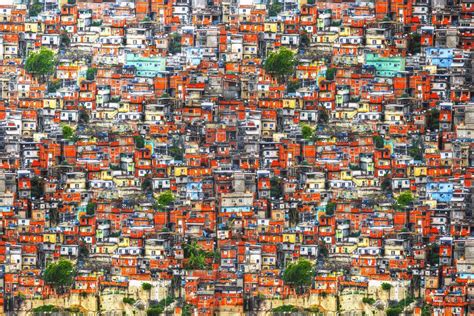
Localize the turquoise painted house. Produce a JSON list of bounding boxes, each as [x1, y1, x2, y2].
[[364, 53, 405, 77], [125, 54, 166, 77]]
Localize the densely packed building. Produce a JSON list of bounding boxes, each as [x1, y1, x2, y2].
[[0, 0, 472, 314]]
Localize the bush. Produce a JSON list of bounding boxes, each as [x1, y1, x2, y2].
[[362, 297, 375, 305], [123, 297, 136, 305], [386, 307, 403, 316], [147, 295, 175, 316], [33, 305, 59, 313], [272, 305, 298, 312]]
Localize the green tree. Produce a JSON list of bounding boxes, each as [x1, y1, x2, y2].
[[60, 33, 71, 48], [408, 137, 423, 161], [182, 304, 195, 316], [396, 191, 414, 207], [268, 0, 283, 16], [156, 191, 175, 207], [428, 244, 439, 266], [318, 108, 329, 124], [407, 33, 421, 55], [287, 79, 301, 93], [47, 80, 61, 93], [25, 48, 56, 79], [426, 109, 440, 131], [43, 260, 75, 294], [421, 304, 432, 316], [169, 144, 184, 160], [270, 176, 283, 199], [183, 239, 213, 269], [381, 282, 392, 301], [169, 33, 181, 55], [29, 0, 43, 16], [373, 135, 384, 149], [263, 47, 296, 83], [134, 135, 145, 149], [86, 202, 96, 215], [186, 252, 207, 270], [142, 178, 153, 193], [381, 178, 392, 192], [282, 259, 314, 294], [301, 124, 314, 140], [142, 282, 153, 302], [325, 68, 336, 80], [86, 68, 97, 80], [325, 202, 336, 215], [288, 208, 299, 226], [142, 282, 152, 291], [62, 125, 74, 140], [31, 176, 44, 199], [78, 110, 89, 124], [300, 33, 310, 48], [183, 239, 201, 257]]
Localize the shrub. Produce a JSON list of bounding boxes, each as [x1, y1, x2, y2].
[[123, 297, 136, 305]]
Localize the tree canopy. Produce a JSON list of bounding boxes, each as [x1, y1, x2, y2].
[[270, 176, 283, 199], [263, 48, 296, 82], [426, 109, 440, 131], [282, 259, 314, 294], [43, 260, 75, 293], [168, 33, 182, 55], [86, 68, 97, 80], [301, 124, 314, 140], [29, 0, 43, 17], [142, 282, 153, 291], [268, 0, 283, 16], [373, 135, 384, 149], [134, 135, 145, 149], [396, 191, 414, 207], [25, 48, 56, 78], [156, 191, 175, 207], [62, 125, 74, 140], [325, 67, 336, 80], [381, 282, 393, 291]]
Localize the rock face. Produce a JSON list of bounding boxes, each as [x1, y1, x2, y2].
[[17, 284, 169, 315]]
